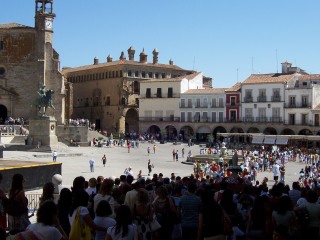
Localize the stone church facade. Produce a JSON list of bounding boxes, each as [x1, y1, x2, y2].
[[62, 48, 211, 135], [0, 0, 67, 124]]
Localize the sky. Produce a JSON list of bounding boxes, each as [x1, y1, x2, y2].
[[1, 0, 320, 88]]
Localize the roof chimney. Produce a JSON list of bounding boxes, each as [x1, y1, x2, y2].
[[94, 56, 99, 65], [281, 62, 292, 74], [128, 46, 135, 61], [107, 54, 113, 62], [119, 51, 126, 60], [139, 48, 147, 63], [152, 48, 159, 64], [169, 58, 174, 65]]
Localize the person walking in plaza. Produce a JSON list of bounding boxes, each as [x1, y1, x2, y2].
[[89, 159, 95, 172], [273, 162, 280, 183], [182, 148, 185, 158], [127, 141, 131, 153], [147, 159, 153, 176], [101, 154, 107, 167], [176, 150, 179, 161], [280, 165, 285, 183], [52, 150, 58, 162], [147, 146, 150, 156], [153, 144, 156, 154], [172, 149, 176, 161]]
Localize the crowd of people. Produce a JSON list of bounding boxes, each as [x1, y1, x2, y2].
[[0, 160, 319, 240]]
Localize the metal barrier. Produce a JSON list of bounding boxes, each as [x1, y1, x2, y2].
[[25, 193, 42, 213]]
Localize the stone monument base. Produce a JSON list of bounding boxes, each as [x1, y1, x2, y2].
[[28, 116, 58, 146]]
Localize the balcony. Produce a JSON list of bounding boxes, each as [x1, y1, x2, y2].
[[195, 104, 209, 108], [226, 102, 240, 106], [271, 96, 281, 102], [139, 117, 180, 122], [179, 104, 193, 108], [257, 96, 267, 102], [244, 97, 253, 103], [284, 103, 311, 108], [269, 117, 283, 123], [255, 117, 268, 122]]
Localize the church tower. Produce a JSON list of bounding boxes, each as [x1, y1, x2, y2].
[[35, 0, 55, 87], [33, 0, 66, 124]]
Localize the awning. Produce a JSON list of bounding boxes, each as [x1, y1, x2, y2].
[[263, 136, 276, 145], [252, 136, 264, 144], [197, 126, 211, 134], [276, 137, 288, 145]]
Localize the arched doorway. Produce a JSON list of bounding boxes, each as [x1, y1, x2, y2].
[[213, 126, 227, 142], [165, 125, 177, 141], [0, 105, 7, 124], [147, 125, 160, 140], [247, 127, 260, 133], [125, 108, 139, 134], [298, 129, 313, 135], [196, 126, 211, 142], [230, 127, 245, 143], [179, 126, 194, 141], [263, 127, 277, 135], [281, 128, 295, 135]]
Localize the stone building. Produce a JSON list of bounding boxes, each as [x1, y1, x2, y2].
[[62, 47, 211, 135], [0, 0, 66, 124]]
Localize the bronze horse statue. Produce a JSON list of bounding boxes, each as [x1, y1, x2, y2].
[[34, 89, 55, 116]]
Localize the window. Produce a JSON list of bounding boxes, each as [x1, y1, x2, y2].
[[146, 88, 151, 98], [218, 98, 224, 107], [258, 108, 266, 122], [156, 88, 162, 98], [180, 99, 185, 108], [218, 112, 224, 122], [142, 72, 146, 78], [187, 112, 192, 122], [230, 97, 236, 106], [194, 112, 200, 122], [161, 73, 166, 78], [212, 98, 216, 107], [106, 96, 110, 106], [188, 99, 192, 108], [245, 108, 253, 121], [290, 96, 296, 106], [302, 96, 308, 107], [212, 112, 216, 122], [181, 112, 186, 122], [203, 112, 208, 122], [196, 99, 200, 107], [0, 41, 3, 51], [155, 73, 159, 78], [0, 67, 5, 77], [301, 114, 308, 125], [128, 70, 132, 77], [168, 88, 173, 98], [149, 72, 153, 78], [135, 71, 139, 77], [133, 81, 139, 93]]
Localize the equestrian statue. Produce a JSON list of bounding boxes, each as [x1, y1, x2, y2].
[[34, 85, 55, 116]]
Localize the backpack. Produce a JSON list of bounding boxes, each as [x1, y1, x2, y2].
[[3, 191, 26, 216]]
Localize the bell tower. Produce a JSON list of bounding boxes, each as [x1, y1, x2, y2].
[[35, 0, 56, 87]]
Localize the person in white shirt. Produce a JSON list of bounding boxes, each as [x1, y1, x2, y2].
[[89, 159, 95, 172], [52, 150, 58, 162], [273, 163, 280, 182], [124, 166, 133, 176]]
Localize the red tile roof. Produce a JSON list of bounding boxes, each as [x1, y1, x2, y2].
[[298, 74, 320, 81], [183, 88, 227, 94], [242, 73, 296, 85], [0, 23, 33, 29], [226, 82, 241, 92]]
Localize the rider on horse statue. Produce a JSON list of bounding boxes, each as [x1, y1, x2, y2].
[[35, 85, 55, 116]]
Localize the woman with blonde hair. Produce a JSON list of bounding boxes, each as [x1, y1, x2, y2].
[[133, 188, 157, 240], [93, 179, 115, 218]]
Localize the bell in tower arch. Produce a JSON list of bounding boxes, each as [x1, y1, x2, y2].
[[36, 0, 53, 14]]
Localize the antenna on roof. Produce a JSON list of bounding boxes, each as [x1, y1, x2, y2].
[[276, 49, 278, 73], [237, 68, 239, 82], [192, 56, 195, 70], [251, 57, 254, 73]]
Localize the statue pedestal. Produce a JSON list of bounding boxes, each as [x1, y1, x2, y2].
[[29, 116, 58, 146]]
